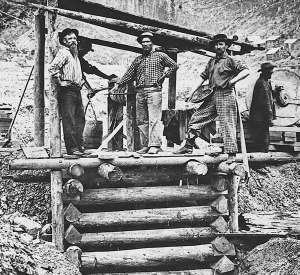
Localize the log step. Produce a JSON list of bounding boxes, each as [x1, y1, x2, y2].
[[65, 226, 217, 247], [63, 186, 227, 206], [65, 204, 225, 228], [81, 242, 235, 272], [90, 270, 215, 275]]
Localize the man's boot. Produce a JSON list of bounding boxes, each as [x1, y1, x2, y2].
[[173, 138, 194, 154]]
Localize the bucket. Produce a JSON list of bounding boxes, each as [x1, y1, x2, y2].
[[83, 120, 103, 149]]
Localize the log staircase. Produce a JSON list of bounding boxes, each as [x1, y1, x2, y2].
[[60, 155, 243, 275]]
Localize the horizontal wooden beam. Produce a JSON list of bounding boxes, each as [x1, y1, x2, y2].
[[89, 270, 215, 275], [64, 204, 222, 228], [10, 152, 300, 170], [81, 242, 235, 271], [63, 185, 226, 206], [65, 226, 216, 247]]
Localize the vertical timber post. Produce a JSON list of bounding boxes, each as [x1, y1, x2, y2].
[[228, 174, 240, 232], [34, 11, 45, 146], [47, 0, 64, 251], [126, 81, 139, 151], [167, 50, 177, 110]]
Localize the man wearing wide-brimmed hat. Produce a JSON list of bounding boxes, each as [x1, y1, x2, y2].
[[49, 28, 88, 156], [174, 34, 249, 164], [249, 62, 277, 153], [111, 32, 179, 154]]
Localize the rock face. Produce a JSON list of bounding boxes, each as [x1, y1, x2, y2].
[[13, 216, 42, 238], [238, 238, 300, 275]]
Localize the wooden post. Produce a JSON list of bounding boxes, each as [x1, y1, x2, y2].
[[126, 81, 139, 151], [47, 0, 64, 251], [107, 80, 123, 151], [228, 175, 240, 232], [167, 50, 177, 110], [34, 10, 45, 146]]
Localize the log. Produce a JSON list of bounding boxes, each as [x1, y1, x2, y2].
[[81, 244, 235, 271], [65, 227, 215, 247], [243, 211, 300, 235], [97, 163, 123, 182], [210, 256, 235, 274], [62, 185, 225, 206], [34, 11, 45, 146], [94, 271, 215, 275], [64, 203, 81, 223], [64, 205, 221, 228], [65, 225, 82, 245], [228, 175, 240, 233], [51, 171, 64, 251], [186, 161, 208, 176], [216, 162, 246, 178], [67, 163, 84, 177], [210, 195, 228, 214], [211, 237, 235, 254], [210, 217, 229, 233], [63, 179, 83, 197], [211, 175, 228, 192], [65, 246, 82, 268], [11, 152, 300, 170]]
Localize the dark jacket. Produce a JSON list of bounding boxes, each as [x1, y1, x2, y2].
[[249, 74, 276, 123]]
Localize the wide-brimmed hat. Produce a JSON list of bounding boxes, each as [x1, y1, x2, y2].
[[59, 28, 79, 45], [78, 37, 94, 52], [258, 62, 277, 72], [137, 32, 154, 44], [209, 33, 233, 47]]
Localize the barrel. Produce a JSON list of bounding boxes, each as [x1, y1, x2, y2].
[[83, 120, 103, 149]]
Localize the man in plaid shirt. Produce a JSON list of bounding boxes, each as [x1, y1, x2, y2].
[[112, 32, 179, 154], [174, 34, 249, 164]]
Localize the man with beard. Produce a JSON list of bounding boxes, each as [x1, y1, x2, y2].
[[49, 28, 88, 156], [111, 32, 179, 154], [249, 62, 277, 152], [173, 34, 249, 164]]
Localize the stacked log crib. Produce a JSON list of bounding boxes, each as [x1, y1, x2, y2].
[[63, 162, 239, 274]]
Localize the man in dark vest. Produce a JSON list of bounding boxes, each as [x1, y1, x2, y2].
[[249, 62, 277, 152]]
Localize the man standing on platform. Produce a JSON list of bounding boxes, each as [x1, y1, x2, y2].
[[249, 62, 277, 152], [111, 32, 179, 154], [173, 34, 249, 164], [49, 28, 88, 156]]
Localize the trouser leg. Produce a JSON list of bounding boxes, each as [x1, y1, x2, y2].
[[215, 89, 238, 154], [147, 91, 162, 147], [59, 90, 79, 154], [136, 91, 149, 147], [74, 92, 85, 150], [250, 121, 270, 152]]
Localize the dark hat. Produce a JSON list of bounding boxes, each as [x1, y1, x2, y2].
[[258, 62, 277, 72], [59, 28, 79, 45], [209, 33, 233, 47], [78, 37, 94, 52], [137, 32, 154, 44]]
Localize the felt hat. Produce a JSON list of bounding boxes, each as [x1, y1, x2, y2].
[[59, 28, 79, 45], [209, 33, 233, 47], [258, 62, 277, 72], [78, 37, 94, 52], [137, 32, 154, 44]]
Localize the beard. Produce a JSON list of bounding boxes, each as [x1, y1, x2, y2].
[[69, 43, 78, 57]]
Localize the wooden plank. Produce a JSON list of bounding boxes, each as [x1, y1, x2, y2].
[[270, 126, 300, 132], [89, 270, 215, 275], [22, 146, 49, 159]]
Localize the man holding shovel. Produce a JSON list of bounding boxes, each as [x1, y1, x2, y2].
[[173, 34, 249, 164]]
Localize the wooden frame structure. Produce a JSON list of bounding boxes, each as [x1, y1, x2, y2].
[[8, 0, 272, 273]]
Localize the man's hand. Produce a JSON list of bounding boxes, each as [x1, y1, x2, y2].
[[157, 74, 167, 86], [110, 83, 119, 94], [60, 80, 72, 87]]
